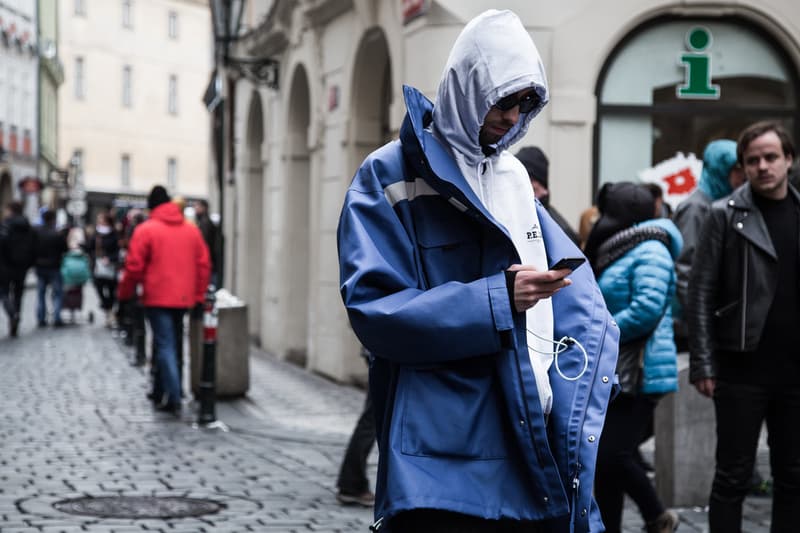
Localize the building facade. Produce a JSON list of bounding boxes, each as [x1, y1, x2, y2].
[[38, 0, 64, 209], [220, 0, 800, 383], [0, 0, 39, 213], [59, 0, 211, 216]]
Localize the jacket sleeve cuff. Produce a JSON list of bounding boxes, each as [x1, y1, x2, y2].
[[488, 271, 515, 348]]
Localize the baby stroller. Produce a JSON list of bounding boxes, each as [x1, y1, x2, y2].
[[61, 248, 94, 324]]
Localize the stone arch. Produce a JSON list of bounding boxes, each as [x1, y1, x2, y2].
[[0, 172, 12, 208], [348, 27, 393, 176], [243, 90, 265, 344], [283, 65, 312, 366]]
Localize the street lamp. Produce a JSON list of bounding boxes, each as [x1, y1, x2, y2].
[[206, 0, 279, 288]]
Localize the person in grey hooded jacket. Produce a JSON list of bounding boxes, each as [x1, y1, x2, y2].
[[673, 139, 743, 316], [337, 9, 618, 533]]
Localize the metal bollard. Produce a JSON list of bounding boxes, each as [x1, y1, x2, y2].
[[197, 284, 218, 425]]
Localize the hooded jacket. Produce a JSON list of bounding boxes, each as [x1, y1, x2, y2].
[[673, 139, 738, 310], [337, 10, 618, 532], [596, 218, 682, 394], [118, 202, 210, 308]]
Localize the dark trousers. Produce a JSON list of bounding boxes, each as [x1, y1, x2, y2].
[[595, 393, 664, 533], [36, 266, 63, 324], [389, 509, 543, 532], [0, 273, 26, 319], [336, 386, 375, 495], [709, 381, 800, 533], [93, 277, 117, 311]]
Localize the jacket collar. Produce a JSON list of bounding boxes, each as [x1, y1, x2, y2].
[[726, 183, 800, 259]]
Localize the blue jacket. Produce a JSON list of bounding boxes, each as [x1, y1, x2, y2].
[[339, 36, 619, 533], [597, 218, 682, 394]]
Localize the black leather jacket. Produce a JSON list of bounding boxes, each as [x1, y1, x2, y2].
[[687, 183, 800, 382]]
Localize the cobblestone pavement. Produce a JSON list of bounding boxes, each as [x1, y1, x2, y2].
[[0, 287, 771, 532]]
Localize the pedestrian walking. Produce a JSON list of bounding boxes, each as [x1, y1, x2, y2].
[[688, 121, 800, 533], [584, 182, 682, 533], [91, 211, 120, 328], [33, 209, 68, 327], [337, 9, 619, 532], [0, 200, 36, 337], [60, 227, 92, 323], [118, 185, 210, 414], [194, 199, 221, 287], [335, 347, 376, 508]]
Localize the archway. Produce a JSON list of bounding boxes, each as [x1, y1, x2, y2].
[[244, 91, 265, 344], [0, 172, 12, 208], [349, 28, 393, 175], [594, 16, 799, 201], [284, 66, 311, 366]]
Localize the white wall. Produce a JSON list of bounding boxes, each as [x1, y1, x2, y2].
[[58, 0, 211, 198]]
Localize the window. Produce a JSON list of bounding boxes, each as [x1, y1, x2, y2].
[[167, 157, 177, 191], [122, 0, 133, 28], [74, 0, 85, 16], [168, 75, 178, 115], [74, 57, 85, 99], [168, 11, 178, 39], [121, 154, 131, 187], [72, 149, 84, 184], [122, 65, 132, 107]]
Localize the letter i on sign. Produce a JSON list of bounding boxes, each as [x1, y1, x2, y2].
[[677, 27, 720, 99]]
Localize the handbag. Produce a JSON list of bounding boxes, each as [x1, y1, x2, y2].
[[616, 335, 648, 395], [93, 235, 117, 280], [94, 258, 116, 279]]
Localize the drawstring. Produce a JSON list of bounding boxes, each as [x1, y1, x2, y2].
[[475, 157, 494, 212], [527, 328, 589, 381]]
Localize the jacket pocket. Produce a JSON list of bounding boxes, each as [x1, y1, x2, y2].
[[415, 203, 482, 286], [400, 361, 509, 460]]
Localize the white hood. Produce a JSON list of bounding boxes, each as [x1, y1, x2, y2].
[[432, 10, 555, 415], [432, 9, 548, 166]]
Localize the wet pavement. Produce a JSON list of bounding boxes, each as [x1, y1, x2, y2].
[[0, 286, 772, 532]]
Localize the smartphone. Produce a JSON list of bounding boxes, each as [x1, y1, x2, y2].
[[549, 256, 586, 272]]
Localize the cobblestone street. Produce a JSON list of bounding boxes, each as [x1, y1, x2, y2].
[[0, 287, 771, 532]]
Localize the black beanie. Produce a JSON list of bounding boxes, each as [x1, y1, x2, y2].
[[147, 185, 171, 209], [515, 146, 549, 188]]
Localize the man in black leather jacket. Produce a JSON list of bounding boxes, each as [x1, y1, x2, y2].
[[687, 121, 800, 533]]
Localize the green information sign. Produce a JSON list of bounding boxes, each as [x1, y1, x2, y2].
[[677, 27, 720, 99]]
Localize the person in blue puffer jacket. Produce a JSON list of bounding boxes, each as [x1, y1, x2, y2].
[[337, 9, 619, 533], [584, 182, 682, 533]]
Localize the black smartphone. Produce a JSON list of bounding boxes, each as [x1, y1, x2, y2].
[[549, 256, 586, 272]]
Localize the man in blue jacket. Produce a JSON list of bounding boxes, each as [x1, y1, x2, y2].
[[337, 10, 619, 532]]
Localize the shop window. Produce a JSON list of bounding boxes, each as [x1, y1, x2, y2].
[[596, 18, 798, 199]]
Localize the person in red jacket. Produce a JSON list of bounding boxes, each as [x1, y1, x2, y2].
[[118, 185, 210, 413]]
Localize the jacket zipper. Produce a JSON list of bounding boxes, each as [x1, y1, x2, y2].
[[567, 306, 608, 532], [370, 517, 383, 531], [740, 242, 748, 350]]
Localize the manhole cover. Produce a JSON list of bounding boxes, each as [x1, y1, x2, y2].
[[53, 496, 224, 519]]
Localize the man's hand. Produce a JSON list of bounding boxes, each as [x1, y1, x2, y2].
[[694, 377, 716, 398], [508, 264, 572, 313]]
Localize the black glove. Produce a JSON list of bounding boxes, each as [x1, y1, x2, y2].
[[190, 303, 204, 320]]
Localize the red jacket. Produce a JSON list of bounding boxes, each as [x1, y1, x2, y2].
[[118, 202, 211, 308]]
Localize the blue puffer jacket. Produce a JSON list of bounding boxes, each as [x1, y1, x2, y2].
[[597, 218, 682, 394]]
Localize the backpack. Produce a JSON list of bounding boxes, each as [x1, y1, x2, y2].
[[61, 251, 91, 287]]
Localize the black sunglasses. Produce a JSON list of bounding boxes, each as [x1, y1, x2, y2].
[[493, 91, 540, 114]]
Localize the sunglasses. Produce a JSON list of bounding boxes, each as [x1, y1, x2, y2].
[[493, 91, 540, 114]]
